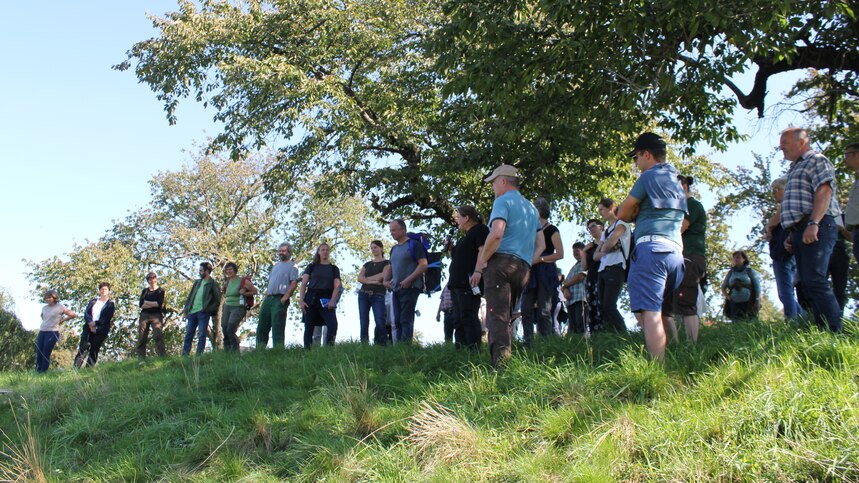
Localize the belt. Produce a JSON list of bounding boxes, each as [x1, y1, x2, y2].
[[636, 235, 681, 247], [267, 294, 285, 297]]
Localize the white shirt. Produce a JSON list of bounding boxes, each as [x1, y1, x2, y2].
[[598, 219, 631, 271], [91, 299, 106, 322]]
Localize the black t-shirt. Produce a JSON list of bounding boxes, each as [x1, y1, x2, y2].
[[303, 263, 341, 292], [139, 287, 165, 314], [360, 260, 390, 296], [585, 244, 600, 283], [541, 224, 559, 256], [448, 224, 490, 289]]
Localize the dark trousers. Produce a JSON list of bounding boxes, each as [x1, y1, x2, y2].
[[451, 287, 482, 349], [585, 278, 603, 332], [357, 291, 387, 345], [598, 264, 627, 333], [442, 310, 456, 342], [853, 227, 859, 267], [136, 312, 166, 357], [520, 276, 555, 344], [221, 305, 247, 352], [792, 215, 842, 332], [484, 254, 530, 367], [303, 304, 338, 349], [256, 295, 288, 349], [829, 238, 849, 314], [75, 327, 108, 368], [35, 330, 60, 373], [392, 287, 421, 343], [567, 301, 585, 334]]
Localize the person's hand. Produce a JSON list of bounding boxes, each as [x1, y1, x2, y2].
[[327, 300, 337, 310], [299, 300, 308, 313], [400, 278, 413, 289], [383, 280, 393, 289], [280, 296, 289, 305], [802, 224, 819, 244], [88, 323, 97, 333], [783, 236, 793, 254], [436, 313, 441, 322], [469, 272, 482, 287]]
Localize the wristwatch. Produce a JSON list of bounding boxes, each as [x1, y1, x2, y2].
[[808, 220, 819, 226]]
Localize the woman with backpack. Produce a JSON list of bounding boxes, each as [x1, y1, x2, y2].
[[222, 262, 258, 352], [721, 251, 762, 320], [299, 243, 341, 348]]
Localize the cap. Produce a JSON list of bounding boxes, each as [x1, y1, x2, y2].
[[627, 132, 666, 157], [484, 164, 519, 182]]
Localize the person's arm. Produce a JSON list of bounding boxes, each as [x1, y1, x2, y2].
[[298, 274, 309, 312], [329, 278, 341, 309], [283, 279, 298, 305], [803, 182, 833, 244], [356, 266, 370, 285], [618, 195, 641, 223], [400, 258, 428, 289], [599, 223, 627, 258], [241, 278, 258, 296], [471, 219, 505, 287], [721, 272, 731, 300], [531, 229, 546, 265], [61, 306, 77, 324], [751, 269, 762, 298], [540, 229, 564, 263]]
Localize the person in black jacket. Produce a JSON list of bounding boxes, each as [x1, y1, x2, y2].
[[182, 262, 221, 355], [74, 282, 116, 368], [136, 271, 167, 357]]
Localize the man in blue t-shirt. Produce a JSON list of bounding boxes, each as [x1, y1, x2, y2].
[[385, 218, 427, 343], [618, 132, 687, 362], [471, 164, 542, 368]]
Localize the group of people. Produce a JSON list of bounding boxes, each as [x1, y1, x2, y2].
[[35, 129, 858, 372]]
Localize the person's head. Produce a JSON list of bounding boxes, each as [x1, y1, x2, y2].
[[199, 262, 213, 278], [97, 282, 110, 298], [389, 219, 408, 242], [277, 242, 293, 262], [312, 243, 331, 264], [145, 271, 157, 284], [224, 262, 238, 278], [586, 218, 604, 239], [533, 197, 551, 220], [628, 132, 667, 170], [771, 177, 788, 203], [779, 127, 810, 162], [597, 198, 617, 220], [455, 205, 482, 230], [844, 142, 859, 172], [732, 250, 750, 268], [677, 175, 694, 195], [573, 241, 585, 261], [370, 239, 384, 258], [43, 289, 59, 305], [484, 164, 521, 198]]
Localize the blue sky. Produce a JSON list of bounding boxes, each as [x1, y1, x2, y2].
[[1, 1, 810, 342]]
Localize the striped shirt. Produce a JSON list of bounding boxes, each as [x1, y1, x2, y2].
[[564, 261, 586, 304], [780, 150, 841, 229]]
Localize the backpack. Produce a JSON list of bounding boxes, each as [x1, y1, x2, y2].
[[606, 221, 633, 282], [404, 232, 442, 296], [223, 276, 256, 310]]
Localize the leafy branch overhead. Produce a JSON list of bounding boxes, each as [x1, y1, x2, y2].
[[118, 0, 859, 226]]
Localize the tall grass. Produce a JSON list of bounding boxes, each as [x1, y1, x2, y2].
[[0, 319, 856, 481]]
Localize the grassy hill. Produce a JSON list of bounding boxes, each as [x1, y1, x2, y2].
[[1, 320, 857, 481]]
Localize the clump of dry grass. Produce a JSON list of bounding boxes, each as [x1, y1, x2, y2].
[[407, 400, 483, 471], [0, 401, 48, 483]]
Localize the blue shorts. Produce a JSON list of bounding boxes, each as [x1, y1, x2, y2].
[[628, 240, 685, 313]]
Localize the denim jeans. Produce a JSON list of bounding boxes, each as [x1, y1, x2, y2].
[[829, 238, 849, 314], [35, 330, 60, 373], [357, 291, 387, 345], [853, 227, 859, 267], [598, 264, 627, 333], [771, 257, 801, 320], [184, 311, 210, 355], [791, 215, 842, 332], [450, 287, 482, 349], [392, 287, 421, 343]]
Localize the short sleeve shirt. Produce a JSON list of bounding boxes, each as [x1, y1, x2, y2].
[[390, 240, 427, 290], [599, 219, 631, 271], [683, 197, 707, 256], [629, 163, 687, 245], [565, 261, 586, 303], [40, 303, 67, 331], [304, 263, 341, 292], [780, 151, 841, 229], [489, 190, 540, 265], [266, 261, 299, 295], [448, 223, 490, 289], [360, 260, 390, 296]]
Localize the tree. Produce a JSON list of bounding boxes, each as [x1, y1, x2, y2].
[[28, 148, 381, 360], [0, 289, 33, 372]]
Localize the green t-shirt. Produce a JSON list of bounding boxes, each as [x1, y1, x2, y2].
[[225, 278, 242, 307], [683, 197, 707, 256], [191, 279, 209, 314]]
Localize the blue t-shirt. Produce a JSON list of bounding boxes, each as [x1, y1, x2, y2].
[[629, 163, 687, 245], [489, 190, 540, 265]]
